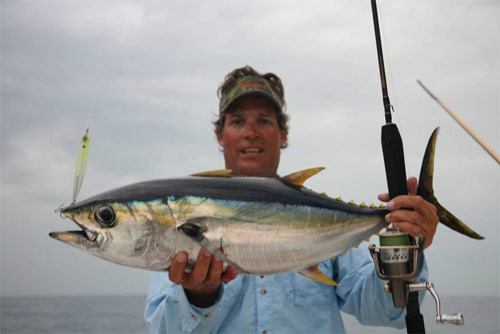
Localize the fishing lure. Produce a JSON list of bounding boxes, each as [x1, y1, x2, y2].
[[56, 128, 90, 213], [72, 128, 90, 204]]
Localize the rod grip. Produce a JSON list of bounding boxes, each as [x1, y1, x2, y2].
[[382, 123, 408, 199]]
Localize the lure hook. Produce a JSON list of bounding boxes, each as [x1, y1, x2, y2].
[[54, 203, 71, 218]]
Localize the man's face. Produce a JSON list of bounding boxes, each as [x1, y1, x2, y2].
[[217, 95, 287, 178]]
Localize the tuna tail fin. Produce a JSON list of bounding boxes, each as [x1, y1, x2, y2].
[[417, 127, 484, 240]]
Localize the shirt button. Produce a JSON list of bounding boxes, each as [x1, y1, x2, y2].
[[262, 331, 268, 334], [260, 288, 267, 295], [204, 313, 212, 319]]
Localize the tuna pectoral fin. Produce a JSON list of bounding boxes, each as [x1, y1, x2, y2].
[[299, 266, 337, 286], [417, 127, 484, 240], [178, 217, 252, 274]]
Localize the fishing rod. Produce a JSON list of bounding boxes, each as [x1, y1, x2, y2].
[[368, 1, 463, 332], [368, 2, 424, 332]]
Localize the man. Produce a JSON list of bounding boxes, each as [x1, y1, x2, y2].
[[145, 66, 438, 333]]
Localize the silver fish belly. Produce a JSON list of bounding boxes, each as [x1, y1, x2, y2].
[[169, 196, 386, 274]]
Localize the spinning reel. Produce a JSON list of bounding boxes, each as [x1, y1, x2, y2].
[[369, 228, 464, 327]]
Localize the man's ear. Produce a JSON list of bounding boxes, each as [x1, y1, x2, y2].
[[216, 127, 224, 146], [280, 131, 288, 148]]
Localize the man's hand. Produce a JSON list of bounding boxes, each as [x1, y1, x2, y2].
[[169, 248, 238, 308], [378, 177, 439, 249]]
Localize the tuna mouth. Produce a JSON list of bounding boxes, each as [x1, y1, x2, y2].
[[73, 229, 99, 241], [49, 219, 99, 244], [49, 229, 98, 243]]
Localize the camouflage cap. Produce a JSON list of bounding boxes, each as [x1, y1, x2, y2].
[[219, 75, 285, 114]]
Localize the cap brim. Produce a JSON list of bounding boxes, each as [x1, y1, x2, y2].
[[221, 90, 283, 113]]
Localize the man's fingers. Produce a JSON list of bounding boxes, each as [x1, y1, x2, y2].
[[222, 266, 239, 283], [377, 193, 390, 202], [169, 252, 188, 284], [378, 177, 419, 203], [208, 256, 224, 283], [393, 222, 434, 248], [190, 248, 213, 284], [385, 209, 423, 228], [385, 194, 438, 250], [380, 178, 438, 250], [392, 222, 421, 238], [385, 201, 432, 231], [407, 177, 418, 195], [387, 195, 432, 214]]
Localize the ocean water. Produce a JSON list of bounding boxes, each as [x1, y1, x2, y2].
[[1, 295, 147, 334], [1, 295, 498, 333]]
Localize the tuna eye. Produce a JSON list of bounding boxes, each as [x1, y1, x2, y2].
[[95, 205, 116, 227]]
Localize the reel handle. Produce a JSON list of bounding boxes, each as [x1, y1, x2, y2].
[[409, 282, 464, 326], [439, 314, 464, 326]]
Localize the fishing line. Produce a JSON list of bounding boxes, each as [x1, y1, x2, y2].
[[84, 112, 94, 129], [378, 4, 412, 183]]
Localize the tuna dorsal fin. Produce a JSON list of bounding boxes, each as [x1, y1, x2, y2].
[[191, 169, 233, 177], [281, 167, 325, 186], [417, 128, 484, 240], [298, 266, 337, 286]]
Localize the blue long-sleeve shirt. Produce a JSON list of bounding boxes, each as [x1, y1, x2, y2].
[[145, 244, 428, 334]]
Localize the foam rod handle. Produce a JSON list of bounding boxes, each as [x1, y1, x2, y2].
[[382, 123, 408, 199]]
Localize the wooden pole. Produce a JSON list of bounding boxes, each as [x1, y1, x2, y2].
[[417, 80, 500, 165]]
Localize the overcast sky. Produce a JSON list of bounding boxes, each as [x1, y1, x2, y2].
[[1, 0, 498, 300]]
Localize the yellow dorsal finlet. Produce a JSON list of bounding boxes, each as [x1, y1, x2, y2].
[[370, 203, 377, 208], [191, 169, 233, 177], [348, 200, 355, 205], [336, 196, 342, 202], [281, 167, 325, 187], [321, 192, 327, 197], [360, 202, 367, 208]]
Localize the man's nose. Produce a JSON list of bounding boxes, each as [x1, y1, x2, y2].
[[244, 122, 259, 138]]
